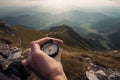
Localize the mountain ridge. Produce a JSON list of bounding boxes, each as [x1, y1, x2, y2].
[[48, 25, 106, 51], [0, 22, 106, 51], [0, 10, 111, 29]]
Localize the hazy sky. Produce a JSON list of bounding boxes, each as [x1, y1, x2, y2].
[[0, 0, 120, 14], [0, 0, 119, 8]]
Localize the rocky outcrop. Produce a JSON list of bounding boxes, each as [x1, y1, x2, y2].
[[82, 57, 120, 80], [0, 44, 23, 69]]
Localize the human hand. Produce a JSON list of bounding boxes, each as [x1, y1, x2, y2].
[[26, 37, 67, 80]]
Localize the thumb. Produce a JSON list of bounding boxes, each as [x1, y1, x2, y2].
[[30, 41, 41, 54], [30, 41, 49, 57]]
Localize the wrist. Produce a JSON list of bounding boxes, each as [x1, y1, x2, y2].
[[49, 66, 67, 80], [50, 71, 67, 80]]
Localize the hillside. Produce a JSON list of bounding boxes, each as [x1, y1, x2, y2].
[[73, 18, 120, 50], [0, 22, 120, 80], [0, 22, 47, 48], [0, 22, 106, 51], [61, 50, 120, 80], [91, 18, 120, 49], [0, 22, 18, 46], [48, 25, 106, 51], [108, 30, 120, 49], [1, 21, 120, 51], [92, 18, 120, 33]]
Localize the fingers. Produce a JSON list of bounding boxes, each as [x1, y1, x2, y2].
[[30, 37, 63, 53], [54, 48, 62, 62], [29, 37, 63, 61], [32, 37, 63, 46], [30, 42, 41, 54]]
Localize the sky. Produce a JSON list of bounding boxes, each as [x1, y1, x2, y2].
[[0, 0, 120, 14], [0, 0, 120, 9]]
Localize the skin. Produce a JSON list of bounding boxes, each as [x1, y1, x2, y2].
[[22, 37, 67, 80]]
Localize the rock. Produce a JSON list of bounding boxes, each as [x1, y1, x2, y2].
[[113, 50, 119, 54], [0, 44, 24, 68], [83, 57, 91, 62], [96, 70, 106, 76], [85, 57, 120, 80], [11, 51, 22, 59], [109, 75, 120, 80], [86, 70, 99, 80], [5, 24, 11, 28], [94, 51, 97, 54]]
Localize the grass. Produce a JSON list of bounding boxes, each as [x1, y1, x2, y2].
[[61, 50, 120, 80], [13, 26, 47, 48], [0, 24, 120, 80]]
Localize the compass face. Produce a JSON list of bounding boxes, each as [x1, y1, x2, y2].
[[41, 41, 59, 57]]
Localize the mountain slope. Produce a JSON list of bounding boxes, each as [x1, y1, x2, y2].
[[92, 18, 120, 33], [0, 22, 47, 48], [48, 25, 106, 51], [0, 22, 120, 80], [108, 30, 120, 49], [90, 18, 120, 49], [0, 22, 106, 51], [0, 22, 18, 45], [72, 18, 120, 50]]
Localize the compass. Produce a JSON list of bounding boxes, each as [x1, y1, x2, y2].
[[41, 40, 59, 57]]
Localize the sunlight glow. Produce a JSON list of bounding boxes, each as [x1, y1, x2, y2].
[[35, 0, 117, 13], [57, 0, 63, 3], [0, 0, 119, 14], [36, 0, 69, 13]]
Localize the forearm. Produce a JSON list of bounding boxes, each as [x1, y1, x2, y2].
[[47, 65, 67, 80], [39, 71, 67, 80], [51, 72, 67, 80], [29, 62, 67, 80]]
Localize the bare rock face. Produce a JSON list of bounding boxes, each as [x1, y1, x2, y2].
[[0, 44, 23, 68], [83, 57, 120, 80]]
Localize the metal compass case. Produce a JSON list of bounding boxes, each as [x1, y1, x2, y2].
[[41, 40, 59, 57]]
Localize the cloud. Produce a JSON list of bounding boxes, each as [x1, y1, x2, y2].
[[0, 0, 119, 15], [0, 0, 119, 8], [109, 0, 120, 4]]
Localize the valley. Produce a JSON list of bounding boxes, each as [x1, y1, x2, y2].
[[1, 9, 120, 50]]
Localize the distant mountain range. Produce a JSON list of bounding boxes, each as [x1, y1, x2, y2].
[[0, 9, 120, 50], [75, 18, 120, 50], [0, 10, 111, 29]]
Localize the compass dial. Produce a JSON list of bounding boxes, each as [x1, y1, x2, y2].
[[41, 40, 59, 57]]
